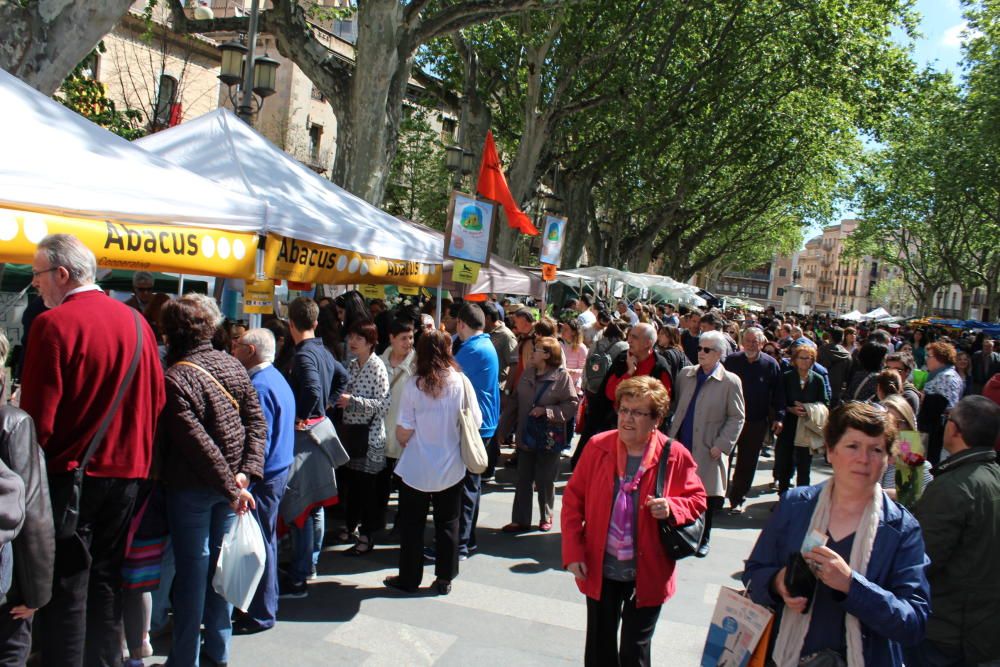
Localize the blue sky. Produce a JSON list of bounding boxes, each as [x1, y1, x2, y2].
[[906, 0, 971, 73]]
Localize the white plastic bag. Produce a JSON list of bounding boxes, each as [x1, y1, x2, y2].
[[212, 512, 266, 612]]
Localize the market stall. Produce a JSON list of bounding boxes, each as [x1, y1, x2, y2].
[[0, 69, 265, 278], [136, 109, 443, 287]]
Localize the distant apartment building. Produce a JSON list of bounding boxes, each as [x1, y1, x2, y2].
[[784, 219, 891, 316]]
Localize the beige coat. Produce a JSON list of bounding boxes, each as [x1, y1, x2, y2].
[[380, 348, 415, 459], [668, 363, 746, 497]]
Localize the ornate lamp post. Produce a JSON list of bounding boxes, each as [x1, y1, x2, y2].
[[216, 0, 279, 124]]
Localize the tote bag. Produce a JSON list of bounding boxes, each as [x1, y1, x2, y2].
[[458, 374, 488, 474]]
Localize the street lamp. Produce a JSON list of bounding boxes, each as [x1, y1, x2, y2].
[[216, 0, 279, 124]]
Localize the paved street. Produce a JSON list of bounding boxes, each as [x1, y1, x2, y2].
[[147, 451, 831, 666]]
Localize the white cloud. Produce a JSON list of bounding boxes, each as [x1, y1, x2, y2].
[[941, 21, 982, 47]]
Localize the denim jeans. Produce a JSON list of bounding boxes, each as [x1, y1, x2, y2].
[[289, 506, 324, 584], [458, 471, 481, 556], [166, 488, 236, 667], [150, 537, 175, 634]]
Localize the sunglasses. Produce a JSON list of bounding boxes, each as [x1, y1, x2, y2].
[[698, 346, 718, 354]]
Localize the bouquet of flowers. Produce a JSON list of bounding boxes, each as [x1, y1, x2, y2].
[[895, 431, 927, 508]]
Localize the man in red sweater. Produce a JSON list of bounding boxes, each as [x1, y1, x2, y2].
[[20, 234, 165, 667]]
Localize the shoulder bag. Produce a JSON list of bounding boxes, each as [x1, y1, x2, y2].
[[522, 379, 568, 453], [654, 438, 706, 560], [331, 365, 378, 460], [457, 374, 488, 474], [51, 309, 143, 540]]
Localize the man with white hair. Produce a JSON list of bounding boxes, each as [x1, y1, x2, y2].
[[723, 327, 785, 512], [21, 233, 165, 665], [124, 271, 155, 312], [231, 328, 296, 634], [573, 323, 673, 467], [668, 330, 745, 555]]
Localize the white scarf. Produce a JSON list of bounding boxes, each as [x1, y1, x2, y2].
[[771, 480, 882, 667]]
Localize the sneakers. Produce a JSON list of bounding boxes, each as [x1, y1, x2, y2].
[[308, 565, 318, 581], [278, 579, 308, 599], [423, 546, 437, 563]]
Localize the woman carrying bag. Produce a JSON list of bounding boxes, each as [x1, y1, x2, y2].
[[385, 330, 481, 595], [334, 320, 390, 556], [503, 337, 579, 533], [743, 402, 930, 666]]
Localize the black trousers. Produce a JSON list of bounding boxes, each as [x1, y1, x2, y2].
[[774, 438, 813, 493], [395, 478, 462, 588], [342, 467, 381, 538], [38, 476, 140, 667], [727, 419, 770, 507], [0, 603, 31, 667], [585, 578, 662, 667], [375, 457, 398, 530], [701, 496, 725, 549]]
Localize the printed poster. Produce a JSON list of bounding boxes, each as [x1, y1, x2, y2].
[[539, 215, 568, 266], [444, 192, 497, 267], [701, 587, 772, 667]]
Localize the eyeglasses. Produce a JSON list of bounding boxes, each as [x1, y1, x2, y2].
[[135, 286, 153, 293], [698, 346, 718, 354], [618, 407, 653, 419], [31, 267, 59, 278]]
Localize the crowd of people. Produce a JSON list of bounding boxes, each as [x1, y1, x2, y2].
[[0, 232, 998, 667]]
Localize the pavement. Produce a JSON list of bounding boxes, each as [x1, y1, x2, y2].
[[143, 449, 832, 666]]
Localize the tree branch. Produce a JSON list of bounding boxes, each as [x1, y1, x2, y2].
[[414, 0, 554, 46]]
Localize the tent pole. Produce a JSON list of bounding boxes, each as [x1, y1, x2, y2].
[[435, 270, 443, 328], [178, 274, 185, 295], [249, 244, 266, 328]]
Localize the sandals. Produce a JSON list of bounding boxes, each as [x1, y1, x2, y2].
[[344, 536, 374, 556], [334, 527, 357, 543], [538, 519, 553, 532], [383, 576, 418, 594]]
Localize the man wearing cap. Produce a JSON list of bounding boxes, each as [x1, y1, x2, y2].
[[124, 271, 155, 312]]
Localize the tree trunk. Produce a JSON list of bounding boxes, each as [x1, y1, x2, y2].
[[0, 0, 135, 94], [560, 171, 596, 268], [329, 0, 411, 204]]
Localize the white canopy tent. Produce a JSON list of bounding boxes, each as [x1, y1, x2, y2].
[[863, 307, 891, 321], [0, 69, 265, 231], [840, 310, 864, 322], [136, 108, 443, 264]]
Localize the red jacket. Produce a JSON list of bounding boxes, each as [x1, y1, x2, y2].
[[561, 429, 706, 607], [21, 290, 165, 478]]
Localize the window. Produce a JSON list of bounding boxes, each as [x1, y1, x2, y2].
[[311, 85, 325, 102], [81, 51, 100, 79], [308, 124, 323, 162], [440, 117, 457, 143], [154, 75, 178, 129], [778, 268, 787, 277]]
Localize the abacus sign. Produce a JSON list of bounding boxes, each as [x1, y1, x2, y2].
[[0, 207, 258, 278], [263, 234, 442, 287]]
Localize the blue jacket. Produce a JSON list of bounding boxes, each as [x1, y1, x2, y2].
[[250, 364, 296, 477], [454, 332, 500, 438], [743, 484, 930, 666]]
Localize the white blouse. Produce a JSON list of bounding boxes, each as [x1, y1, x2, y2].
[[395, 369, 482, 493]]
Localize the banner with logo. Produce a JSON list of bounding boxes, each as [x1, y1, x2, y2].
[[0, 207, 258, 278], [262, 234, 442, 287], [452, 259, 482, 284], [444, 192, 498, 268], [539, 215, 568, 267]]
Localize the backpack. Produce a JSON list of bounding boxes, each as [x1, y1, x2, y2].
[[584, 340, 628, 394]]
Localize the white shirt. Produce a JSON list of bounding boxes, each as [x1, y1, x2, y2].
[[395, 369, 482, 492]]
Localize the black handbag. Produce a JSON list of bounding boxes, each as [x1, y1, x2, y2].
[[654, 438, 706, 560], [51, 309, 143, 541], [333, 411, 374, 459]]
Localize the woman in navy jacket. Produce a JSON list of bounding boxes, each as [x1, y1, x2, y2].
[[743, 402, 929, 666]]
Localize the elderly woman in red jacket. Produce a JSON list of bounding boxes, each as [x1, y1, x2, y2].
[[562, 376, 707, 667]]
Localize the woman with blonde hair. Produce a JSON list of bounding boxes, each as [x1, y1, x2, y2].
[[562, 376, 706, 666]]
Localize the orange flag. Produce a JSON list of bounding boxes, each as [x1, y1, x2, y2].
[[476, 131, 538, 236]]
